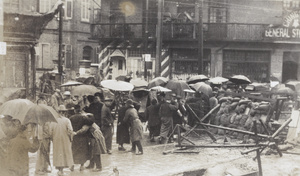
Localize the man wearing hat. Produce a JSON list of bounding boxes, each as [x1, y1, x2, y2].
[[158, 93, 178, 144], [124, 99, 144, 155], [63, 91, 78, 110], [50, 89, 62, 111]]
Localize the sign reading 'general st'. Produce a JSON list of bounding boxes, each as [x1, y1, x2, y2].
[[265, 10, 300, 39]]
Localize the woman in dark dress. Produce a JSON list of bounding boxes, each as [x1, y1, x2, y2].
[[116, 103, 130, 151]]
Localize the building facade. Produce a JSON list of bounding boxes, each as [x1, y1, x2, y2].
[[1, 0, 60, 102], [90, 0, 300, 83], [36, 0, 101, 82]]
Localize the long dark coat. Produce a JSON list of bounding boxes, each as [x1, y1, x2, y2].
[[159, 100, 177, 138], [85, 101, 103, 128], [145, 104, 161, 136], [69, 113, 93, 164], [116, 106, 130, 144], [124, 107, 143, 142]]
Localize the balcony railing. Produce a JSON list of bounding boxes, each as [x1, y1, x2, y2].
[[91, 22, 269, 41]]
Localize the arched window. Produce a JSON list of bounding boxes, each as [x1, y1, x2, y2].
[[83, 46, 93, 60]]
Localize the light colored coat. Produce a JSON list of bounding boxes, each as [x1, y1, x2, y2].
[[45, 116, 74, 167]]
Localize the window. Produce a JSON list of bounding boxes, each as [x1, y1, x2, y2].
[[83, 46, 93, 60], [93, 0, 101, 23], [4, 0, 19, 11], [62, 44, 72, 68], [64, 0, 73, 19], [284, 0, 300, 8], [37, 44, 50, 68], [209, 7, 226, 23], [81, 0, 90, 22], [223, 50, 270, 82], [128, 49, 155, 57], [39, 0, 51, 13], [118, 60, 123, 70]]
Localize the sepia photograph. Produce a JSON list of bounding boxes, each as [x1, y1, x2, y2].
[[1, 0, 300, 175]]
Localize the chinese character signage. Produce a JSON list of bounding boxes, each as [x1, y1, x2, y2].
[[265, 10, 300, 39]]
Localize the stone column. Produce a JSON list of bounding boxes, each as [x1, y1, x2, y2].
[[270, 50, 283, 82], [210, 48, 223, 77]]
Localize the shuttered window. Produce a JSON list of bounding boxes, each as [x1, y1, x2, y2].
[[63, 44, 72, 68], [65, 0, 73, 19], [4, 0, 19, 11], [37, 44, 51, 69], [81, 0, 90, 22]]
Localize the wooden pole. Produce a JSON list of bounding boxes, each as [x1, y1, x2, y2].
[[58, 7, 63, 85], [200, 123, 270, 139], [254, 121, 263, 176], [144, 0, 149, 79], [175, 144, 258, 148], [197, 0, 203, 74]]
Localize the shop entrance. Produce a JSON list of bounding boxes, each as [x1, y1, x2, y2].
[[282, 52, 299, 83]]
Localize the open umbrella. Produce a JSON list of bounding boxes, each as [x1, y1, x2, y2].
[[187, 75, 209, 84], [149, 86, 172, 92], [130, 78, 148, 88], [208, 76, 229, 85], [23, 104, 58, 125], [190, 82, 213, 97], [101, 80, 134, 91], [165, 79, 191, 98], [271, 86, 295, 96], [0, 99, 34, 122], [229, 75, 251, 84], [148, 77, 169, 88], [71, 85, 101, 97], [116, 75, 132, 82], [285, 80, 300, 92], [60, 80, 83, 87]]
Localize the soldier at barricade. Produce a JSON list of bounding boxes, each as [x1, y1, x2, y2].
[[101, 94, 114, 155], [145, 98, 161, 142], [158, 92, 178, 144]]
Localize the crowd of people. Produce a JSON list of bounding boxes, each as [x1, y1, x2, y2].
[[2, 81, 265, 176]]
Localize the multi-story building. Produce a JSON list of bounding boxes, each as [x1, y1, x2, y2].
[[36, 0, 101, 81], [90, 0, 300, 83], [0, 0, 61, 102]]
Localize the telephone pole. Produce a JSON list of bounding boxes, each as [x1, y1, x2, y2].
[[155, 0, 163, 77], [197, 0, 203, 74], [57, 6, 63, 84], [144, 0, 149, 79]]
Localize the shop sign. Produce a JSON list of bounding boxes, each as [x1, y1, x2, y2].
[[265, 10, 300, 39], [0, 42, 6, 55]]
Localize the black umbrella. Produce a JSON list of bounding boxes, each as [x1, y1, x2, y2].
[[187, 75, 209, 84], [229, 75, 251, 84]]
